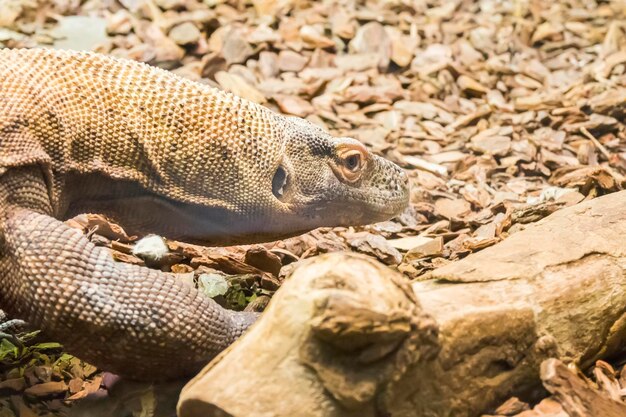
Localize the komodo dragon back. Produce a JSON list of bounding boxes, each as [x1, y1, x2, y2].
[[0, 48, 409, 379]]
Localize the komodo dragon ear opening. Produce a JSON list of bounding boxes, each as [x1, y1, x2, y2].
[[272, 165, 289, 199]]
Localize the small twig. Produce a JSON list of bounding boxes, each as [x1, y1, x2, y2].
[[580, 127, 612, 163]]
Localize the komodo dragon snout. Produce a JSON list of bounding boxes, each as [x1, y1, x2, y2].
[[248, 116, 410, 241]]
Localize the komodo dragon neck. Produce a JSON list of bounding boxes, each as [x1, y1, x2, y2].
[[0, 48, 409, 379]]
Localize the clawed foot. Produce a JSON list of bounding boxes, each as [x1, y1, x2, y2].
[[0, 318, 26, 333], [0, 319, 27, 350]]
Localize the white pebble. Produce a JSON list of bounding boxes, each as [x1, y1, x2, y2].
[[132, 235, 169, 261]]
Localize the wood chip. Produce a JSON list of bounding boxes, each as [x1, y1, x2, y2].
[[24, 382, 68, 398], [541, 359, 626, 417], [435, 198, 472, 219], [169, 22, 201, 45], [214, 71, 266, 104], [273, 94, 314, 117]]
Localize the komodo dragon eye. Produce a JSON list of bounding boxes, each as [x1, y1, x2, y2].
[[332, 144, 368, 184], [343, 152, 361, 172]]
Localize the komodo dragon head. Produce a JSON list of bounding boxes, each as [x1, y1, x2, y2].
[[155, 111, 410, 245], [272, 116, 409, 230]]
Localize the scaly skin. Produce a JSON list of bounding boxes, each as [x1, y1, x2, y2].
[[0, 48, 409, 379]]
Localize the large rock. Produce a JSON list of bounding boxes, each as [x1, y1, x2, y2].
[[178, 191, 626, 417]]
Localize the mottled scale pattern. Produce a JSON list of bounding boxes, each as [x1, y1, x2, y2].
[[0, 48, 410, 379], [0, 166, 256, 379], [0, 48, 283, 213], [0, 49, 274, 379]]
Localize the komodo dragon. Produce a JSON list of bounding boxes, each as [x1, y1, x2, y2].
[[0, 48, 409, 380]]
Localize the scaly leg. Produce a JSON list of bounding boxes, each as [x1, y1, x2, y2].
[[0, 167, 257, 380]]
